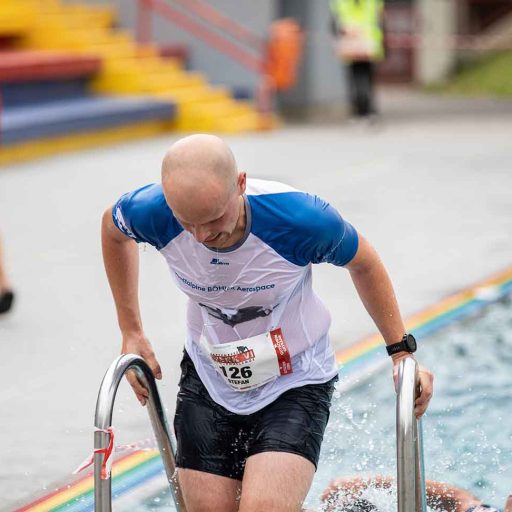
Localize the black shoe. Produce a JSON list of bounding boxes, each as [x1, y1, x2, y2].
[[0, 290, 14, 314]]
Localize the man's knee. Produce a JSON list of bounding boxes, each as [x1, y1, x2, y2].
[[239, 493, 303, 512], [178, 468, 240, 512], [185, 496, 238, 512]]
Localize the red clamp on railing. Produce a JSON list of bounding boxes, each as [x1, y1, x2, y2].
[[73, 427, 115, 480]]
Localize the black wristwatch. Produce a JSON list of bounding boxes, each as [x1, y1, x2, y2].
[[386, 333, 417, 356]]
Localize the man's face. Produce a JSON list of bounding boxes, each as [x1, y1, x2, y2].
[[171, 188, 242, 248], [163, 169, 246, 248]]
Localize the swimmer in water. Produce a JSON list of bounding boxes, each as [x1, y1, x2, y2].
[[320, 475, 512, 512]]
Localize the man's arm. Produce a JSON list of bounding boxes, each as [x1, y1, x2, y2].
[[101, 207, 162, 405], [344, 233, 433, 417]]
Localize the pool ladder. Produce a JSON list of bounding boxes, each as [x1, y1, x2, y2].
[[93, 354, 187, 511], [93, 355, 425, 512], [396, 357, 427, 512]]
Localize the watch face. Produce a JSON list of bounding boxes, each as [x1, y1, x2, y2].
[[405, 334, 417, 352]]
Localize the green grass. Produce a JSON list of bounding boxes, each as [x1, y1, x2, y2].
[[431, 51, 512, 97]]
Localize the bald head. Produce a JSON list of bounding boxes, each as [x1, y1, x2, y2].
[[161, 135, 245, 237], [161, 134, 238, 215]]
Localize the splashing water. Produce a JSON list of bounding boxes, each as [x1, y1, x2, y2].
[[306, 298, 512, 510]]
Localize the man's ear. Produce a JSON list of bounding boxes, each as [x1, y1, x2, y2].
[[504, 495, 512, 512], [237, 171, 247, 195]]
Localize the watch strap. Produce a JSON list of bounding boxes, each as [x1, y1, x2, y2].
[[386, 334, 413, 356]]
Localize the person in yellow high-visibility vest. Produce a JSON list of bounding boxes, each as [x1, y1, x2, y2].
[[330, 0, 384, 117]]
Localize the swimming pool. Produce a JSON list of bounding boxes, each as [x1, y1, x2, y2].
[[113, 297, 512, 511], [17, 272, 512, 511], [310, 296, 512, 510]]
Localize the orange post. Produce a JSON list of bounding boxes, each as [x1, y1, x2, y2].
[[264, 18, 304, 91]]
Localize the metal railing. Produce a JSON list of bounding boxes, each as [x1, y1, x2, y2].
[[94, 354, 187, 511], [136, 0, 264, 73], [396, 357, 427, 512]]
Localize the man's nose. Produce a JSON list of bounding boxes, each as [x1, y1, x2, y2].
[[191, 226, 210, 243]]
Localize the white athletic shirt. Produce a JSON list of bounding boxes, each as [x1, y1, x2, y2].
[[113, 179, 359, 414]]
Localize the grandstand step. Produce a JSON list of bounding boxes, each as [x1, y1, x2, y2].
[[178, 99, 254, 118], [0, 2, 37, 37], [173, 106, 261, 133], [36, 2, 116, 27], [214, 112, 263, 133], [27, 32, 134, 52], [156, 87, 232, 104], [77, 44, 137, 60], [0, 120, 172, 166], [1, 96, 176, 145], [0, 51, 101, 83], [92, 72, 206, 94], [102, 57, 182, 74], [1, 79, 89, 108]]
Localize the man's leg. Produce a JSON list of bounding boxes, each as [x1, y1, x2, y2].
[[178, 468, 241, 512], [352, 61, 371, 117], [346, 61, 359, 117], [0, 233, 14, 314], [238, 452, 315, 512], [173, 350, 247, 511], [236, 377, 337, 511]]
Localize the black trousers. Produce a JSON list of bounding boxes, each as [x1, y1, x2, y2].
[[346, 60, 376, 117]]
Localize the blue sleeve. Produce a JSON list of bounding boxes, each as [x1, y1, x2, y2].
[[112, 184, 183, 250], [250, 192, 359, 267]]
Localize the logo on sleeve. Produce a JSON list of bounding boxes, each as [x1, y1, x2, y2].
[[114, 206, 136, 240], [210, 258, 229, 265]]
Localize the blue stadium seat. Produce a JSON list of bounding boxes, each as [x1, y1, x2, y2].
[[1, 96, 176, 145]]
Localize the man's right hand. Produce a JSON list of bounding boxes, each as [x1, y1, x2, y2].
[[122, 332, 162, 406]]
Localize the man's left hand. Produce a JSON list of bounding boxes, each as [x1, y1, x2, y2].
[[392, 355, 434, 418]]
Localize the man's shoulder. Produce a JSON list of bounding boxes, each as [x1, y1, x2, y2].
[[120, 183, 168, 211], [247, 179, 355, 266], [113, 183, 182, 249], [247, 179, 339, 232], [246, 178, 300, 197]]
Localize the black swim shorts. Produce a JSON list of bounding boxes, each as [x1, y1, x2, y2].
[[173, 349, 338, 481]]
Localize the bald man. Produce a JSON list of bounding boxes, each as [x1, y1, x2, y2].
[[102, 134, 433, 512]]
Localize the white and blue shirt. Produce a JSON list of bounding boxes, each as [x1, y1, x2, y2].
[[113, 178, 359, 414]]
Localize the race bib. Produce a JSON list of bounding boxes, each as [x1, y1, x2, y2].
[[201, 328, 293, 391]]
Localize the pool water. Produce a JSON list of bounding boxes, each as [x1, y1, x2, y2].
[[132, 298, 512, 511], [311, 297, 512, 511]]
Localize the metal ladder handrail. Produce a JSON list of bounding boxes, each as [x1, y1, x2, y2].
[[396, 357, 427, 512], [94, 354, 187, 511]]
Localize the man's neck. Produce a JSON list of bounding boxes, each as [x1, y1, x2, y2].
[[226, 196, 247, 246]]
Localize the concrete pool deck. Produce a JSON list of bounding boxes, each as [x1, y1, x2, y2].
[[1, 87, 511, 510]]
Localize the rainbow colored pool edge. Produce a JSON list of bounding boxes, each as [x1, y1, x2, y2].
[[15, 266, 512, 512]]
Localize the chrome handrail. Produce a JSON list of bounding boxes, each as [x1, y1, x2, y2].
[[94, 354, 187, 511], [396, 357, 427, 512]]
